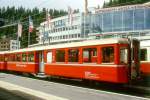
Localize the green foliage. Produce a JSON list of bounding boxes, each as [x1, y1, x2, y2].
[[103, 0, 150, 8], [0, 6, 69, 48]]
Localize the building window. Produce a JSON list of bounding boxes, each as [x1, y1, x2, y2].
[[140, 49, 147, 61], [102, 47, 114, 63], [56, 50, 65, 62], [68, 49, 79, 62]]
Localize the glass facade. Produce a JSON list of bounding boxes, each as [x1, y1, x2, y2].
[[87, 5, 150, 33]]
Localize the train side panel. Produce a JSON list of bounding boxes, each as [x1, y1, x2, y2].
[[141, 62, 150, 76], [6, 62, 38, 73], [0, 62, 5, 70], [45, 64, 128, 84]]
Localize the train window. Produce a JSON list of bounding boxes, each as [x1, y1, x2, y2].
[[92, 48, 97, 57], [102, 47, 114, 63], [22, 53, 27, 62], [68, 49, 79, 62], [120, 48, 128, 64], [0, 55, 4, 61], [16, 54, 21, 62], [47, 52, 52, 63], [28, 53, 34, 62], [83, 48, 97, 63], [56, 50, 65, 62], [8, 54, 15, 61], [140, 49, 147, 61]]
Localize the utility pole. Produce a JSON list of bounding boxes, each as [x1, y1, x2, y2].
[[84, 0, 88, 39], [85, 0, 88, 16]]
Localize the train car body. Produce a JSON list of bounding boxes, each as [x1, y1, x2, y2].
[[43, 38, 140, 84], [140, 40, 150, 76], [0, 38, 140, 84]]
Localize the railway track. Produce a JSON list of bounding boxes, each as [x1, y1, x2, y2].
[[4, 71, 149, 99]]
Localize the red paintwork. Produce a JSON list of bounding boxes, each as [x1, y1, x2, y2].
[[45, 64, 128, 83], [7, 62, 38, 73], [141, 62, 150, 75], [91, 57, 97, 63], [0, 62, 6, 70]]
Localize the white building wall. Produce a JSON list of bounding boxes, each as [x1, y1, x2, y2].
[[10, 40, 20, 50], [39, 13, 83, 44]]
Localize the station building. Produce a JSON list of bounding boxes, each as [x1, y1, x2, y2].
[[38, 4, 150, 45], [39, 13, 86, 44]]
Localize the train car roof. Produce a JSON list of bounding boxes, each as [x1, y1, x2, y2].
[[140, 40, 150, 47], [0, 38, 129, 54]]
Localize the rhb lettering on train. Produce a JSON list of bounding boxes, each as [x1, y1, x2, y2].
[[85, 71, 99, 79], [16, 64, 26, 68]]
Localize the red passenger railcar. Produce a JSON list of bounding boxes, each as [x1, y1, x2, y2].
[[0, 38, 140, 84], [43, 38, 140, 84]]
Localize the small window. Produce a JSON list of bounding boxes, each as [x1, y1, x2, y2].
[[92, 48, 97, 57], [22, 53, 27, 62], [47, 52, 52, 63], [120, 48, 128, 64], [28, 53, 34, 62], [140, 49, 147, 61], [68, 49, 79, 62], [56, 50, 65, 62], [102, 47, 114, 63]]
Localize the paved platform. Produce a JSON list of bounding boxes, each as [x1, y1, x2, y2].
[[0, 73, 149, 100]]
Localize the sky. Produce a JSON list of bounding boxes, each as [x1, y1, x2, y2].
[[0, 0, 109, 11]]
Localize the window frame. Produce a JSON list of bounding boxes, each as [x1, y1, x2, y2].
[[101, 46, 115, 64]]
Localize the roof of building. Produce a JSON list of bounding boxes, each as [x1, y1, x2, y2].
[[95, 4, 150, 13], [144, 2, 150, 6]]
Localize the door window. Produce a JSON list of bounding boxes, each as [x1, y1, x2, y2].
[[120, 48, 128, 64], [140, 49, 147, 61], [47, 52, 52, 63]]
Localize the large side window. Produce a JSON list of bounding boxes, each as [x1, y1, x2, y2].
[[8, 54, 15, 61], [47, 52, 52, 63], [83, 48, 97, 63], [68, 49, 79, 62], [140, 49, 147, 61], [16, 54, 21, 62], [28, 53, 34, 62], [56, 50, 65, 62], [120, 48, 128, 64], [0, 55, 4, 61], [102, 47, 114, 63], [22, 53, 27, 62]]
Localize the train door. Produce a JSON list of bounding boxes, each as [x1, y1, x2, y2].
[[130, 39, 140, 80], [38, 51, 44, 73]]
